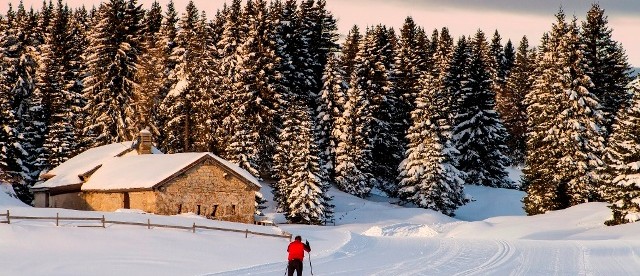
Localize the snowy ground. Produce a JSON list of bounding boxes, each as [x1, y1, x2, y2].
[[2, 174, 640, 276]]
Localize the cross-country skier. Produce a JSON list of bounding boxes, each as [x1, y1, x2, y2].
[[287, 235, 311, 276]]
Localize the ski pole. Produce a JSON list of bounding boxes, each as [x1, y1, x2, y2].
[[308, 252, 314, 276]]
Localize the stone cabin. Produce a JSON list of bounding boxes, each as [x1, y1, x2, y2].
[[31, 130, 261, 224]]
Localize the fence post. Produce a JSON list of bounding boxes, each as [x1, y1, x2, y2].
[[192, 223, 196, 233], [102, 215, 105, 228], [56, 213, 59, 226], [245, 229, 248, 238], [147, 219, 150, 229], [6, 210, 9, 224]]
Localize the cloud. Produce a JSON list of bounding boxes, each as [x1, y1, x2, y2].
[[363, 0, 640, 16]]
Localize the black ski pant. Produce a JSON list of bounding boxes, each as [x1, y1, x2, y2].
[[287, 259, 303, 276]]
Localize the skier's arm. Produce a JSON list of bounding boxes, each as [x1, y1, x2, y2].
[[305, 240, 311, 252]]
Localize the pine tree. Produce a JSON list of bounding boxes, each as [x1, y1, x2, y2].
[[340, 25, 361, 84], [212, 0, 243, 155], [556, 17, 606, 204], [36, 1, 81, 173], [159, 1, 203, 153], [452, 30, 513, 188], [277, 102, 332, 225], [398, 71, 466, 216], [316, 53, 347, 181], [334, 26, 395, 197], [580, 3, 632, 135], [333, 79, 373, 198], [501, 36, 533, 166], [603, 77, 640, 225], [523, 31, 565, 215], [392, 17, 430, 196], [0, 3, 36, 203], [221, 0, 281, 177], [132, 1, 164, 136], [524, 11, 606, 214], [431, 27, 454, 81], [153, 0, 180, 151], [82, 0, 143, 146], [368, 25, 403, 196]]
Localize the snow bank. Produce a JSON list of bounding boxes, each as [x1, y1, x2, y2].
[[363, 222, 439, 237], [0, 184, 28, 208]]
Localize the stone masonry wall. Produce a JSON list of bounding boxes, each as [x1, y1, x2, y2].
[[83, 192, 124, 211], [83, 191, 156, 212], [155, 159, 258, 224]]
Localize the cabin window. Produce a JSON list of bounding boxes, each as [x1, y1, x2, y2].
[[123, 192, 130, 209], [211, 205, 218, 217], [45, 193, 50, 207]]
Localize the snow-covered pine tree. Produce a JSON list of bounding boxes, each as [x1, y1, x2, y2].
[[67, 6, 90, 155], [158, 1, 202, 153], [333, 41, 375, 197], [391, 17, 431, 196], [431, 27, 454, 81], [223, 0, 280, 177], [36, 1, 81, 174], [285, 104, 333, 225], [305, 0, 339, 95], [580, 3, 632, 135], [340, 25, 361, 84], [523, 31, 565, 215], [368, 25, 404, 196], [452, 30, 513, 188], [0, 4, 36, 203], [192, 10, 219, 154], [250, 0, 282, 176], [443, 36, 470, 128], [336, 26, 395, 197], [272, 97, 298, 214], [501, 36, 533, 166], [396, 17, 428, 112], [152, 0, 179, 150], [556, 17, 606, 204], [487, 30, 505, 85], [211, 0, 243, 155], [524, 11, 607, 214], [132, 1, 164, 137], [603, 77, 640, 226], [316, 53, 347, 182], [490, 31, 519, 165], [398, 71, 466, 217], [82, 0, 143, 146]]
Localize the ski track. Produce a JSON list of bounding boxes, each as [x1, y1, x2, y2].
[[452, 239, 516, 276], [203, 236, 640, 276]]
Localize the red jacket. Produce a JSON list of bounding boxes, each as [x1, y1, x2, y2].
[[287, 240, 311, 261]]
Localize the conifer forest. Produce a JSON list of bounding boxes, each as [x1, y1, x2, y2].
[[0, 0, 638, 225]]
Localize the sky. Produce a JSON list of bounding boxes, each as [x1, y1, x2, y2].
[[3, 0, 639, 66], [4, 176, 640, 275]]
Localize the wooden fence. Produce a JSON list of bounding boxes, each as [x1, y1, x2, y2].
[[0, 210, 291, 241]]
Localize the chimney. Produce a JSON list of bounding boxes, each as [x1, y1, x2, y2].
[[137, 129, 153, 154]]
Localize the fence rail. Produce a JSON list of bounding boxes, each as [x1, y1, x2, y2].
[[0, 210, 291, 241]]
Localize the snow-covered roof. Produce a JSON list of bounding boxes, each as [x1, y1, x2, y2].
[[32, 142, 162, 190], [81, 152, 261, 191]]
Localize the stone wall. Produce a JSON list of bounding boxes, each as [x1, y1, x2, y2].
[[155, 159, 258, 224], [83, 192, 125, 211], [83, 191, 156, 212], [129, 191, 156, 212]]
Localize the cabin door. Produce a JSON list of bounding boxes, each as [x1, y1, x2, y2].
[[123, 192, 130, 209]]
